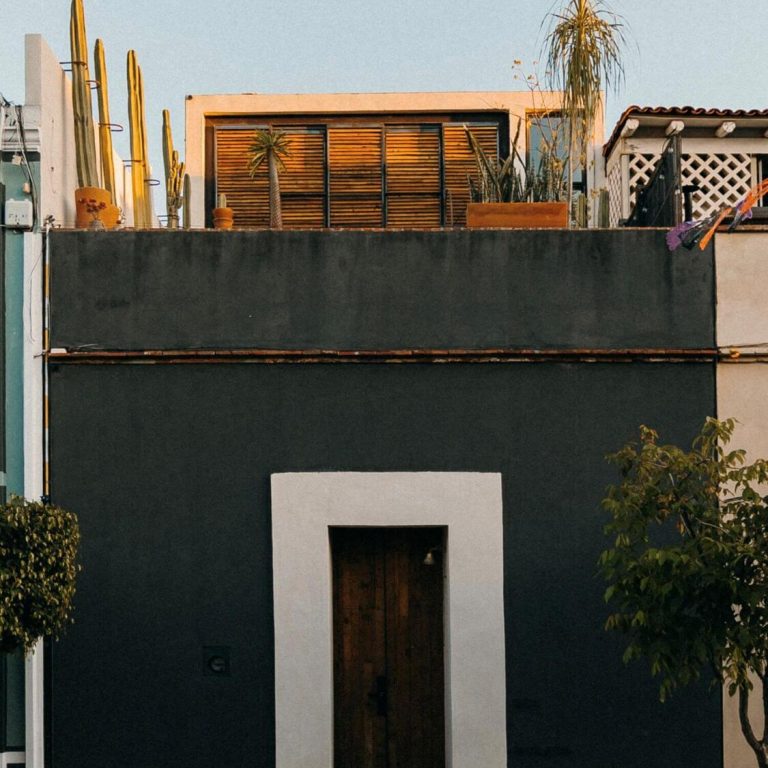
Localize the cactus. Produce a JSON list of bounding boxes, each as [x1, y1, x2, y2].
[[162, 109, 185, 229], [138, 66, 152, 226], [182, 173, 191, 229], [93, 39, 115, 204], [69, 0, 99, 188], [127, 50, 148, 227]]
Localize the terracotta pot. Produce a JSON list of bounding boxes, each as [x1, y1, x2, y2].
[[466, 201, 569, 229], [75, 187, 120, 229], [213, 207, 234, 230]]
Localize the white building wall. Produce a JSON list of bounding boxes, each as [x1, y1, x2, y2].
[[716, 231, 768, 768]]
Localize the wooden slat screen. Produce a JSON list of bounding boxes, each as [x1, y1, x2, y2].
[[329, 126, 383, 228], [215, 126, 326, 228], [278, 127, 326, 229], [443, 123, 499, 227], [384, 125, 441, 228], [213, 117, 504, 229], [215, 127, 267, 227]]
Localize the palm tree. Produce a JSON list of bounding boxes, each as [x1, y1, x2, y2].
[[543, 0, 626, 209], [247, 128, 291, 229]]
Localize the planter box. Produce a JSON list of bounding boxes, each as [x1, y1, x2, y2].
[[466, 202, 568, 229]]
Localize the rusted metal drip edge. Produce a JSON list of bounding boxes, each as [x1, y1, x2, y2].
[[46, 348, 720, 364]]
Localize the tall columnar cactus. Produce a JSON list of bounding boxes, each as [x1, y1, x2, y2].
[[69, 0, 99, 189], [162, 110, 185, 229], [127, 50, 148, 227], [93, 39, 115, 204], [138, 66, 153, 226], [182, 173, 191, 230]]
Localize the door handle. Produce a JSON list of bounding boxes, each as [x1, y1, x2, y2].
[[368, 675, 387, 716]]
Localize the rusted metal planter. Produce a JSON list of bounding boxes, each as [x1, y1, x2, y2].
[[466, 201, 568, 228]]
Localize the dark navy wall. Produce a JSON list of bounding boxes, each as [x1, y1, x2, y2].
[[49, 229, 714, 351], [49, 361, 719, 768], [46, 229, 719, 768]]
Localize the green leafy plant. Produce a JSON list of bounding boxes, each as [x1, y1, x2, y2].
[[0, 496, 80, 654], [600, 418, 768, 767], [466, 118, 566, 204], [543, 0, 626, 201], [247, 128, 292, 229]]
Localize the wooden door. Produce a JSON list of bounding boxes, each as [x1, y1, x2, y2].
[[332, 527, 445, 768]]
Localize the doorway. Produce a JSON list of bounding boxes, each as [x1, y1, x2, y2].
[[331, 526, 445, 768]]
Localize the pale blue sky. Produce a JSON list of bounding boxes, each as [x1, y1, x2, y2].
[[1, 1, 765, 178]]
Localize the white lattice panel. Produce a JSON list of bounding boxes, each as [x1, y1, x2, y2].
[[618, 151, 754, 222], [681, 153, 752, 217], [607, 162, 623, 226], [628, 154, 661, 210]]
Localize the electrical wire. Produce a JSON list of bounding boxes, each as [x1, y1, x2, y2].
[[14, 104, 38, 230]]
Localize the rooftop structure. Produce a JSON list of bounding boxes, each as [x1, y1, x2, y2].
[[604, 106, 768, 225]]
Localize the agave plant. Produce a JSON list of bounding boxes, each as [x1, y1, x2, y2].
[[543, 0, 626, 199], [247, 128, 291, 229], [466, 119, 566, 204]]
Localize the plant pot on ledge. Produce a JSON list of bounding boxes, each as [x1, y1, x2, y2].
[[466, 201, 568, 229], [213, 207, 234, 230], [75, 187, 120, 229]]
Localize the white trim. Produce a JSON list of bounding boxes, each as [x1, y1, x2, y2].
[[271, 471, 506, 768], [23, 232, 45, 768], [0, 752, 26, 767]]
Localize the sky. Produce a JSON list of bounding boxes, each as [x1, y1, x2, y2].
[[0, 0, 766, 183]]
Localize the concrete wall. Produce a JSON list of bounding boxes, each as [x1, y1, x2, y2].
[[49, 229, 713, 352], [716, 231, 768, 768], [44, 228, 720, 768]]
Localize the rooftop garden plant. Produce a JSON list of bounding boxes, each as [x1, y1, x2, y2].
[[247, 128, 291, 229], [543, 0, 627, 203]]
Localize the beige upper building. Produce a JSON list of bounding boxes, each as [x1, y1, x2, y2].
[[184, 91, 605, 229]]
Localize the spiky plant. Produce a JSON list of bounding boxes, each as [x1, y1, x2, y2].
[[465, 119, 566, 203], [162, 109, 185, 229], [543, 0, 626, 202], [69, 0, 99, 189], [247, 128, 291, 229], [93, 39, 115, 203]]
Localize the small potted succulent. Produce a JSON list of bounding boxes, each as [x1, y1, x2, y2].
[[212, 193, 234, 230]]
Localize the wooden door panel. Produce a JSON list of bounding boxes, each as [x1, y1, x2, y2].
[[332, 527, 445, 768], [333, 529, 387, 768], [385, 528, 445, 768]]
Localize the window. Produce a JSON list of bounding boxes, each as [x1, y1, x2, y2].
[[527, 111, 586, 196]]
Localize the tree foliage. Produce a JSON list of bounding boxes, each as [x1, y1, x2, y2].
[[247, 128, 291, 229], [0, 496, 80, 654], [600, 418, 768, 766], [543, 0, 626, 197]]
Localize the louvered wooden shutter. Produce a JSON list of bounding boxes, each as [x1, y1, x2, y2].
[[215, 125, 326, 228], [278, 126, 326, 228], [442, 123, 498, 227], [384, 125, 441, 228], [328, 126, 383, 228], [215, 127, 267, 227]]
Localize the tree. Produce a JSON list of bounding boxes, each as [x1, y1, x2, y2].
[[0, 496, 80, 654], [543, 0, 626, 209], [600, 418, 768, 767], [247, 128, 291, 229]]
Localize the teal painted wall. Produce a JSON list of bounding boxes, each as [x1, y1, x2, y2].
[[2, 159, 35, 752]]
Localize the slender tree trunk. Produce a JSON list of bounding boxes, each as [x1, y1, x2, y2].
[[268, 153, 282, 229], [739, 683, 768, 768]]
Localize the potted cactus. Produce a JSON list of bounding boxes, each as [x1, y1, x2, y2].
[[70, 0, 118, 228], [213, 193, 234, 230], [465, 119, 569, 228]]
